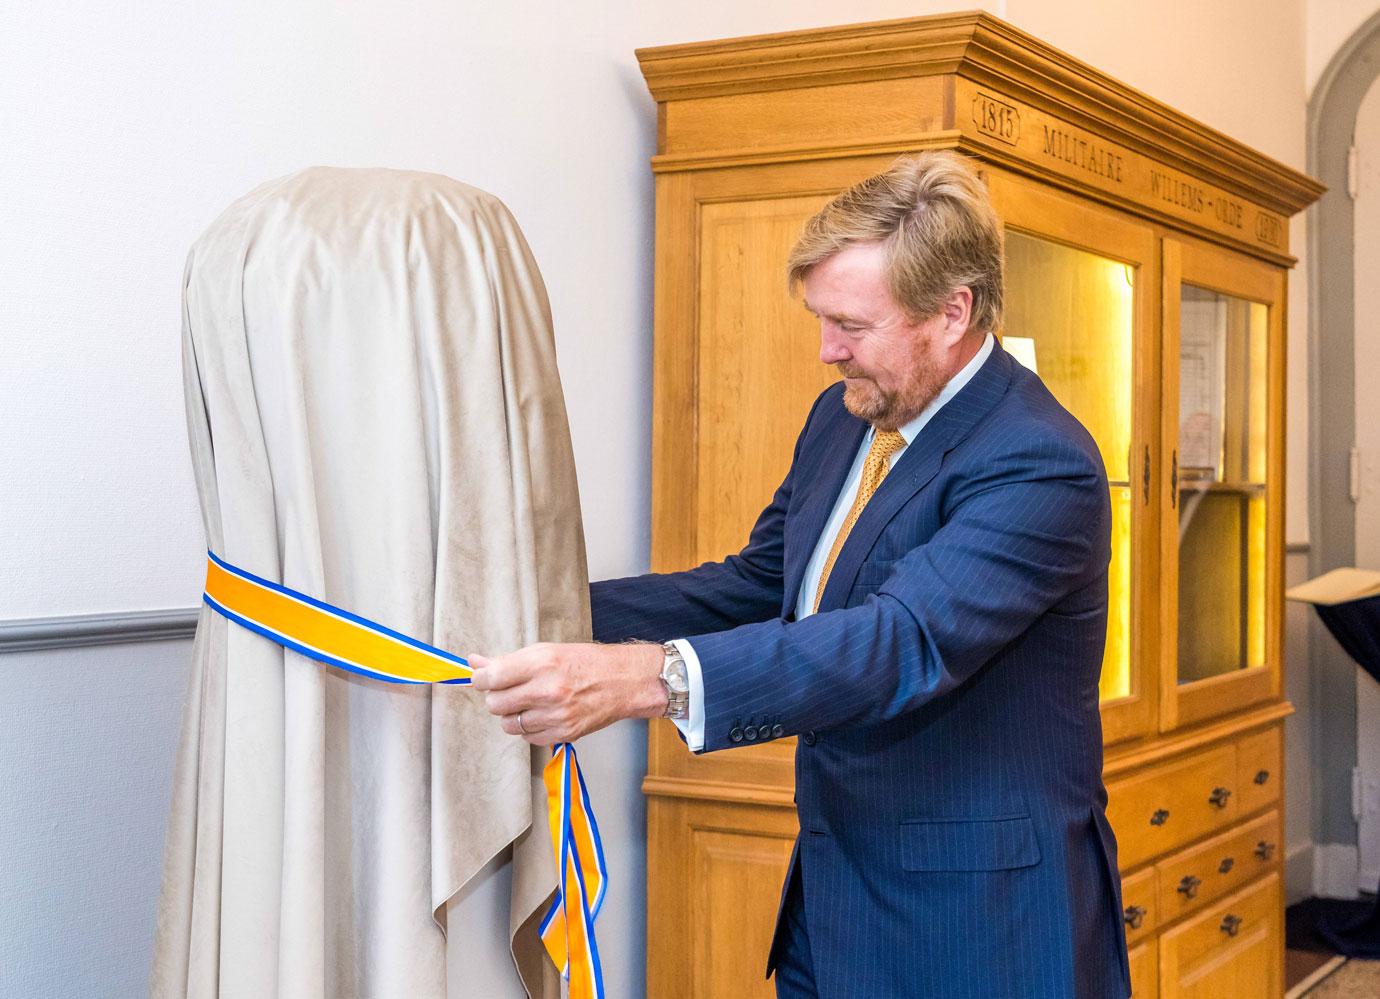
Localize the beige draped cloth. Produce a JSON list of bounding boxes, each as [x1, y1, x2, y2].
[[152, 167, 588, 998]]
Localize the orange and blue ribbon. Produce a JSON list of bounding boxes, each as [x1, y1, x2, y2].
[[202, 551, 607, 999], [540, 742, 607, 999]]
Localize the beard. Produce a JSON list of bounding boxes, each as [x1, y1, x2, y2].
[[839, 359, 948, 430]]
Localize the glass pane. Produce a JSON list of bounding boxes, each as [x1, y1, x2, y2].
[[1002, 230, 1135, 701], [1176, 284, 1269, 684]]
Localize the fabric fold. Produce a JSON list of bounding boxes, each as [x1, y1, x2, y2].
[[153, 166, 588, 999]]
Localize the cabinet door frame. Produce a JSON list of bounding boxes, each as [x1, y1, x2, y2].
[[1159, 236, 1287, 731], [985, 169, 1161, 746]]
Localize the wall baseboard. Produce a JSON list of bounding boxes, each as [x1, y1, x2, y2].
[[1361, 862, 1380, 894], [1286, 842, 1315, 905], [0, 608, 200, 653], [1313, 842, 1361, 899]]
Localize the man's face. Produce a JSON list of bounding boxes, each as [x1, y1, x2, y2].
[[801, 241, 955, 431]]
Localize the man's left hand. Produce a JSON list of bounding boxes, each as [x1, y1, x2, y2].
[[470, 642, 667, 745]]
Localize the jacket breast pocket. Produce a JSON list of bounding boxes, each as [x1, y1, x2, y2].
[[899, 816, 1042, 872], [853, 557, 901, 592]]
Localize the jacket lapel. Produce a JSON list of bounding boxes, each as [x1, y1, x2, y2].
[[782, 396, 867, 617], [814, 343, 1016, 612]]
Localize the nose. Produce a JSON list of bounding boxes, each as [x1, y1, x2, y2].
[[819, 323, 851, 366]]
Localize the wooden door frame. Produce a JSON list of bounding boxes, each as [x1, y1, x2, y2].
[[1159, 235, 1287, 732], [985, 167, 1161, 747]]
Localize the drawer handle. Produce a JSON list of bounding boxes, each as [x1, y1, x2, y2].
[[1177, 875, 1202, 899], [1221, 913, 1243, 937], [1150, 808, 1170, 826], [1209, 786, 1232, 809], [1123, 904, 1146, 929], [1255, 840, 1276, 861], [1254, 769, 1270, 785], [1218, 857, 1235, 874]]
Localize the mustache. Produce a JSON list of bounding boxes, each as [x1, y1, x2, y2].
[[836, 363, 868, 379]]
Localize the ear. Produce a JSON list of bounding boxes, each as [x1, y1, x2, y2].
[[939, 286, 974, 345]]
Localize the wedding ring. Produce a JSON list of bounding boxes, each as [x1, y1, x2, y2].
[[518, 711, 529, 735]]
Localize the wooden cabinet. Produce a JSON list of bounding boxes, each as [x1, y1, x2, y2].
[[987, 174, 1160, 746], [635, 12, 1322, 998], [646, 797, 798, 999], [1237, 728, 1284, 817], [1159, 238, 1288, 731], [1158, 873, 1283, 998], [1130, 939, 1160, 999], [1154, 810, 1280, 924], [1121, 866, 1159, 946]]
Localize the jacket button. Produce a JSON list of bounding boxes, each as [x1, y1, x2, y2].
[[729, 726, 744, 743], [771, 724, 785, 739], [802, 730, 817, 746], [744, 724, 759, 741]]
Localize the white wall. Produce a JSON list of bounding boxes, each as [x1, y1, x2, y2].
[[1, 1, 1322, 995], [1309, 0, 1380, 91], [1285, 549, 1317, 902]]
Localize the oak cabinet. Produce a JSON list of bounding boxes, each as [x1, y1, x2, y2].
[[635, 12, 1321, 998], [1158, 874, 1283, 998], [1130, 939, 1159, 999]]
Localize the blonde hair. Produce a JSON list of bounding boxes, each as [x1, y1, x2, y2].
[[787, 151, 1004, 333]]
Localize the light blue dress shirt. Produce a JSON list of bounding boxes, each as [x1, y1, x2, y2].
[[670, 333, 996, 751]]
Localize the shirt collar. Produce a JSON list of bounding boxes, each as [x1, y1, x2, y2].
[[887, 331, 995, 446]]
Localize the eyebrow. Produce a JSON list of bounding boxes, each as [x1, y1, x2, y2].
[[803, 300, 867, 325]]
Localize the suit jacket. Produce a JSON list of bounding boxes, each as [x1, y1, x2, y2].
[[593, 343, 1131, 999]]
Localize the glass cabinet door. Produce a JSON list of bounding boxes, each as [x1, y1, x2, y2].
[[1161, 239, 1285, 730], [987, 172, 1159, 745]]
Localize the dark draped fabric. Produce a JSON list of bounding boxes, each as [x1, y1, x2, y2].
[[1313, 596, 1380, 957]]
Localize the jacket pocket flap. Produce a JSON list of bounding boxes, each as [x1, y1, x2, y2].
[[854, 558, 900, 588], [900, 816, 1041, 872]]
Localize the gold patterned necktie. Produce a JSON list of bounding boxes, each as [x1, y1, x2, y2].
[[812, 428, 908, 613]]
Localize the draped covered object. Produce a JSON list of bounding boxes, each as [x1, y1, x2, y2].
[[152, 166, 589, 998]]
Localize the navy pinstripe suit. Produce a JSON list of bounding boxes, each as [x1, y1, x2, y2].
[[594, 343, 1131, 998]]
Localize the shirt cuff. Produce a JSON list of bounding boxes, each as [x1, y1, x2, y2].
[[668, 638, 706, 753]]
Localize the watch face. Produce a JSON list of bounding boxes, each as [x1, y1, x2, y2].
[[662, 652, 690, 694]]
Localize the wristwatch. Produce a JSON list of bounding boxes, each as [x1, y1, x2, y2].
[[659, 642, 690, 720]]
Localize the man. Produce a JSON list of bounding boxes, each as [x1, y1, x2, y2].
[[472, 151, 1130, 999]]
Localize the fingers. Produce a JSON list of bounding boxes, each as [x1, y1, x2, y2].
[[468, 653, 493, 689], [497, 706, 555, 736], [483, 682, 537, 718], [469, 645, 551, 691], [468, 643, 592, 746], [498, 709, 570, 747]]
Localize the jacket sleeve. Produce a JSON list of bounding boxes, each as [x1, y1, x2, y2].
[[686, 431, 1111, 752], [590, 387, 833, 644]]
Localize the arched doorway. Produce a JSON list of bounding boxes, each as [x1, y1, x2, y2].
[[1307, 8, 1380, 897]]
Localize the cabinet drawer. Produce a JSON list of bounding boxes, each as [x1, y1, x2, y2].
[[1120, 866, 1158, 944], [1108, 745, 1238, 869], [1236, 727, 1282, 816], [1129, 938, 1158, 999], [1158, 872, 1281, 999], [1156, 811, 1280, 923]]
